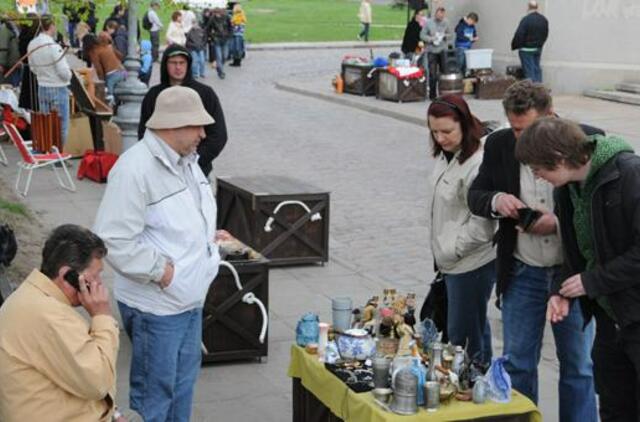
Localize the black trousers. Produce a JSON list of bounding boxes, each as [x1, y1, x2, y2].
[[592, 306, 640, 422], [150, 30, 160, 62], [427, 51, 446, 99]]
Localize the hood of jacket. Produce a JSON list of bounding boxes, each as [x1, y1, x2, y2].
[[160, 44, 194, 86], [140, 39, 152, 54]]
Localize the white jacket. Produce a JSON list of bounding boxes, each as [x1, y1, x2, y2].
[[93, 131, 220, 315], [27, 33, 71, 87], [358, 2, 372, 23], [166, 21, 186, 46], [430, 145, 496, 274]]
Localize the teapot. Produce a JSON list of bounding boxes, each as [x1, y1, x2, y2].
[[335, 328, 376, 361]]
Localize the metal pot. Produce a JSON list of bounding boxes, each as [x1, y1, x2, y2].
[[438, 73, 464, 96]]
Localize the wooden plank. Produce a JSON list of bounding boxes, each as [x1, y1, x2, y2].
[[218, 175, 329, 197]]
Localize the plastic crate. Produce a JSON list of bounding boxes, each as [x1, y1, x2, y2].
[[465, 49, 493, 70]]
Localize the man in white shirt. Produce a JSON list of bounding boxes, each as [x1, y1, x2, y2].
[[94, 86, 220, 422], [147, 1, 163, 62], [27, 16, 72, 145]]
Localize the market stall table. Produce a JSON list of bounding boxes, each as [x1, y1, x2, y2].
[[288, 345, 542, 422]]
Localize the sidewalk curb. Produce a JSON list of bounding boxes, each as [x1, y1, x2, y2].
[[248, 41, 400, 51], [274, 82, 425, 127]]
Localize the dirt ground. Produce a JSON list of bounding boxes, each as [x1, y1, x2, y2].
[[0, 180, 48, 286]]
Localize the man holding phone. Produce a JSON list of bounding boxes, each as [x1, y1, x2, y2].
[[468, 80, 601, 421], [0, 224, 120, 422]]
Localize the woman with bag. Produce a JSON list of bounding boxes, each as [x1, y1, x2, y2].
[[428, 95, 496, 364]]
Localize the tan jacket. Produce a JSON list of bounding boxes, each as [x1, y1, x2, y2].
[[430, 146, 496, 274], [358, 1, 372, 24], [0, 270, 119, 422]]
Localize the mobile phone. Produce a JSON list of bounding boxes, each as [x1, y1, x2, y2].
[[517, 208, 543, 231], [64, 269, 81, 291]]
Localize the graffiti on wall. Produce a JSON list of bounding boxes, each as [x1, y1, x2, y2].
[[582, 0, 640, 19]]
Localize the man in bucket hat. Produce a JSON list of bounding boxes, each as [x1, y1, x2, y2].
[[94, 86, 221, 422]]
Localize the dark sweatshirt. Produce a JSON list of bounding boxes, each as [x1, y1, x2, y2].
[[138, 44, 228, 176]]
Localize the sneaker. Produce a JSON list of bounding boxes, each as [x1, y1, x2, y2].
[[218, 72, 226, 80], [357, 34, 362, 41]]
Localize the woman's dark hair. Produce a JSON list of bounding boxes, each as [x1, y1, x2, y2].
[[171, 11, 182, 22], [40, 225, 107, 279], [39, 15, 55, 32], [427, 95, 484, 164], [82, 33, 99, 57], [515, 117, 594, 170]]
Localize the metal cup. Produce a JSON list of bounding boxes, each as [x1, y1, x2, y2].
[[332, 297, 352, 332], [372, 357, 391, 388], [425, 381, 440, 412]]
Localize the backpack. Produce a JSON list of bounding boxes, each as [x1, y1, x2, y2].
[[142, 11, 152, 31], [77, 150, 119, 183]]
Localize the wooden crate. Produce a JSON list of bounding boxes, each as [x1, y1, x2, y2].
[[217, 175, 330, 266], [476, 75, 517, 100], [341, 63, 376, 96], [202, 253, 269, 363], [376, 70, 427, 103]]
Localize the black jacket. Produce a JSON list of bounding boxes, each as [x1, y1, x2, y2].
[[467, 124, 603, 302], [138, 44, 228, 176], [401, 20, 422, 55], [555, 151, 640, 327], [511, 12, 548, 50]]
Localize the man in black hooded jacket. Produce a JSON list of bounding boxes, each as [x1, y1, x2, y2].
[[138, 44, 228, 176]]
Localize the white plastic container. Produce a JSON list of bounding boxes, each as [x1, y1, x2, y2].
[[465, 49, 493, 70]]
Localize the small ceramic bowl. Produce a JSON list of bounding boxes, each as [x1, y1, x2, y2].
[[372, 388, 393, 404]]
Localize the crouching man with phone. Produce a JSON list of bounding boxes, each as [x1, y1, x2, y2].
[[0, 224, 122, 422]]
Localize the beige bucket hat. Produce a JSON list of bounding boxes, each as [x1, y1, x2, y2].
[[146, 86, 214, 129]]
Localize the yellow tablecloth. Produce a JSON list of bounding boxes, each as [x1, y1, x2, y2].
[[288, 345, 542, 422]]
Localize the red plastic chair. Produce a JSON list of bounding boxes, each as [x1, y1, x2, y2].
[[2, 122, 76, 197]]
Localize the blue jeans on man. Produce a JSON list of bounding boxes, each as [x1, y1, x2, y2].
[[190, 49, 206, 78], [37, 85, 70, 146], [444, 260, 495, 364], [519, 49, 543, 82], [118, 302, 203, 422], [105, 69, 127, 99], [502, 260, 597, 422], [213, 40, 228, 78]]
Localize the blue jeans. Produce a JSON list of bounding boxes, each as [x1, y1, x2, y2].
[[455, 47, 467, 75], [37, 85, 70, 146], [67, 22, 78, 48], [105, 70, 127, 97], [519, 49, 542, 82], [502, 260, 597, 422], [118, 302, 203, 422], [190, 49, 206, 78], [229, 34, 245, 60], [213, 41, 228, 76], [444, 260, 495, 365]]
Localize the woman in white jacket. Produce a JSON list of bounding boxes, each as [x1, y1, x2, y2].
[[428, 95, 496, 364], [166, 11, 186, 46]]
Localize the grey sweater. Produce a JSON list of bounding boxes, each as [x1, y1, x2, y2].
[[420, 17, 452, 54]]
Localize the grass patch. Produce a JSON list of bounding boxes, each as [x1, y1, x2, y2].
[[244, 0, 407, 43], [2, 0, 407, 44], [0, 198, 28, 218]]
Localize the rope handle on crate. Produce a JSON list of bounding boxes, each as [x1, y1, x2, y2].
[[219, 260, 268, 344], [263, 200, 322, 233]]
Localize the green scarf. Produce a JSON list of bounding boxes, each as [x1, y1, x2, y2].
[[569, 134, 634, 321]]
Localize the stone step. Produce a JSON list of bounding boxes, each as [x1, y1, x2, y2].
[[616, 81, 640, 94], [584, 89, 640, 106]]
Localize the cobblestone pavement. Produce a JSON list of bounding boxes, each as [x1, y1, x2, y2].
[[3, 45, 640, 421]]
